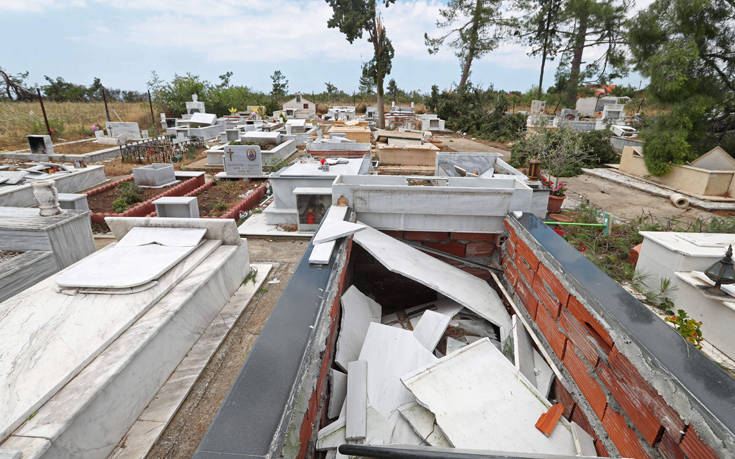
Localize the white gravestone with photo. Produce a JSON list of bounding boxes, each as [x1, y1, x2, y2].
[[218, 144, 263, 179]]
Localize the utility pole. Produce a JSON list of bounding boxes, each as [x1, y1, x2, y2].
[[147, 90, 155, 126], [102, 87, 111, 122], [36, 88, 51, 136]]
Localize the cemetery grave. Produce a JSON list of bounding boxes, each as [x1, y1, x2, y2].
[[182, 178, 267, 218]]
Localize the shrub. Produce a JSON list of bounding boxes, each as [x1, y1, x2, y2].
[[511, 127, 592, 177], [579, 129, 618, 165], [117, 181, 143, 205], [111, 197, 129, 213]]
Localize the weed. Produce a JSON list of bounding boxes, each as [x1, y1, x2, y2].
[[211, 200, 228, 213], [242, 268, 258, 285], [666, 309, 704, 348], [111, 197, 129, 213]]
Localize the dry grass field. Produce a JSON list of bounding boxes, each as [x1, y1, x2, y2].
[[0, 101, 155, 151]]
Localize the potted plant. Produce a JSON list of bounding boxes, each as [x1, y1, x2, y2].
[[541, 176, 568, 212]]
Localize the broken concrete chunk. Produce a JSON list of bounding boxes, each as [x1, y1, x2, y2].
[[352, 226, 511, 343], [413, 310, 451, 351], [328, 369, 347, 419], [358, 323, 437, 419], [401, 338, 577, 455], [345, 360, 368, 441], [335, 285, 382, 371]]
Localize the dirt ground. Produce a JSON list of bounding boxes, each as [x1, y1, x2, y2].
[[435, 134, 511, 161], [562, 174, 722, 223], [146, 238, 308, 459], [197, 179, 265, 216], [86, 182, 173, 214]]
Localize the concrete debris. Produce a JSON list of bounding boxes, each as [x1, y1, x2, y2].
[[345, 360, 368, 440], [412, 310, 451, 352], [328, 369, 347, 419], [335, 285, 382, 371]]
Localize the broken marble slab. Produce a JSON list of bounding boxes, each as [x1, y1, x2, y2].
[[335, 285, 382, 371], [405, 296, 464, 319], [0, 171, 28, 185], [412, 310, 451, 351], [328, 369, 347, 419], [314, 220, 366, 244], [401, 338, 577, 455], [116, 227, 206, 247], [316, 406, 393, 451], [390, 412, 426, 445], [309, 206, 349, 265], [345, 360, 368, 441], [358, 322, 437, 420], [352, 226, 511, 342], [397, 403, 452, 448], [512, 313, 554, 399]]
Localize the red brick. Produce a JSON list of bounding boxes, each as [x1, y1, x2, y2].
[[680, 427, 718, 459], [503, 259, 520, 289], [537, 304, 567, 359], [564, 344, 606, 419], [382, 230, 404, 238], [516, 254, 536, 285], [559, 308, 600, 366], [465, 241, 496, 257], [403, 231, 449, 241], [658, 431, 686, 459], [424, 240, 467, 257], [571, 403, 594, 438], [516, 240, 540, 270], [567, 296, 614, 350], [597, 362, 662, 445], [533, 275, 562, 318], [537, 263, 570, 306], [602, 407, 651, 459], [451, 232, 498, 242], [503, 220, 517, 240], [505, 239, 516, 261], [594, 439, 609, 457], [514, 277, 538, 319], [608, 347, 685, 437], [628, 243, 642, 265], [553, 381, 576, 420]]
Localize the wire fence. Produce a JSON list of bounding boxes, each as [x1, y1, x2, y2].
[[119, 136, 205, 163]]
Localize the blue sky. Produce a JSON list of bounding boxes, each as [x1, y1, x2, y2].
[[0, 0, 652, 94]]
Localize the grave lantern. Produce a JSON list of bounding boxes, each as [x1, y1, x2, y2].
[[705, 245, 735, 291]]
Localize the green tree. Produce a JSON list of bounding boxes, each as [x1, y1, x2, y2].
[[425, 0, 503, 91], [628, 0, 735, 175], [325, 81, 338, 101], [147, 73, 206, 116], [358, 64, 375, 96], [270, 70, 288, 101], [325, 0, 396, 128], [218, 71, 233, 88], [386, 78, 399, 101], [511, 0, 564, 99], [428, 84, 440, 112], [0, 68, 34, 100]]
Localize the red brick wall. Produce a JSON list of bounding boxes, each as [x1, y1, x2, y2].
[[502, 221, 719, 459], [296, 240, 353, 459]]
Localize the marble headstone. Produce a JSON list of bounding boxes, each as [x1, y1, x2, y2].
[[223, 145, 262, 177]]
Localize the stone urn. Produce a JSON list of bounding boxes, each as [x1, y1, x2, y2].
[[547, 195, 566, 213], [32, 180, 62, 216]]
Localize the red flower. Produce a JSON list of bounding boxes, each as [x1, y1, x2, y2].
[[49, 129, 55, 134], [578, 241, 586, 252], [553, 228, 565, 236]]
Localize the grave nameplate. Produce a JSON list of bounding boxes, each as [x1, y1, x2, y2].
[[224, 145, 263, 177]]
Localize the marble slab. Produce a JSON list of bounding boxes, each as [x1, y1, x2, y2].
[[345, 360, 368, 441], [335, 285, 383, 371], [0, 239, 221, 442], [571, 421, 596, 456], [445, 337, 466, 355], [313, 220, 366, 244], [353, 226, 511, 341], [56, 244, 199, 289], [412, 310, 451, 351], [390, 414, 426, 445], [328, 369, 347, 419], [397, 403, 452, 448], [317, 407, 393, 451], [309, 206, 349, 265], [106, 217, 241, 246], [108, 263, 270, 459], [116, 227, 206, 247], [401, 339, 577, 455], [358, 323, 437, 419]]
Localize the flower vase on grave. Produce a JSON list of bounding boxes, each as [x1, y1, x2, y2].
[[32, 180, 62, 216]]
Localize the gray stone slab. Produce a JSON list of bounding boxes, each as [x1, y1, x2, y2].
[[345, 360, 367, 441], [412, 310, 451, 351], [335, 285, 383, 371], [328, 369, 347, 419]]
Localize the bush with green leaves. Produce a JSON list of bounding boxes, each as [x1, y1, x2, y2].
[[510, 126, 592, 177], [111, 181, 144, 213], [579, 129, 618, 166]]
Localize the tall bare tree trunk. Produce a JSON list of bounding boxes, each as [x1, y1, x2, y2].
[[376, 74, 385, 129], [565, 14, 588, 107], [457, 0, 483, 91], [537, 0, 555, 99]]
